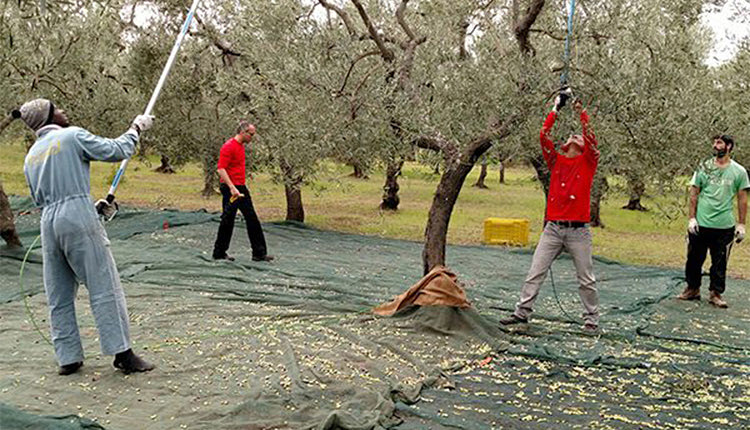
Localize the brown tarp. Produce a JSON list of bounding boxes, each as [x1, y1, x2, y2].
[[373, 266, 471, 316]]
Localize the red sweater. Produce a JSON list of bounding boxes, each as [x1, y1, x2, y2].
[[217, 137, 246, 186], [540, 111, 599, 222]]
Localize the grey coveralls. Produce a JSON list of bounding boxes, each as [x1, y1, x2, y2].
[[24, 124, 138, 366]]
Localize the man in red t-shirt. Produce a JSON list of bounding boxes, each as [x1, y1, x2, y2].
[[212, 121, 273, 262], [500, 90, 600, 333]]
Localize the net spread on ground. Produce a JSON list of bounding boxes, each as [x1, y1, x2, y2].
[[2, 196, 749, 429]]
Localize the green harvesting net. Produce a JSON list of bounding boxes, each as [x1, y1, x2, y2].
[[2, 197, 749, 429]]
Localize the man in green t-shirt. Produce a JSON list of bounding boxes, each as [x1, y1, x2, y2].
[[678, 135, 749, 308]]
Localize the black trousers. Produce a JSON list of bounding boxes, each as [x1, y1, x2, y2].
[[685, 226, 735, 294], [212, 184, 267, 259]]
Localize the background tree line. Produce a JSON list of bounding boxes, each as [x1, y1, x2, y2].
[[1, 0, 748, 272]]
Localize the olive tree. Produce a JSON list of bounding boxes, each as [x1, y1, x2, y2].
[[1, 0, 142, 245]]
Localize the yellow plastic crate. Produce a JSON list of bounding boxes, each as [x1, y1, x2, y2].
[[483, 218, 530, 247]]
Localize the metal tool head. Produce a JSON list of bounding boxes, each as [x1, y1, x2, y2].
[[95, 198, 119, 222]]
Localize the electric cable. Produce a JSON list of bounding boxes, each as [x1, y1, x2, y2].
[[19, 235, 52, 345], [548, 265, 578, 324]]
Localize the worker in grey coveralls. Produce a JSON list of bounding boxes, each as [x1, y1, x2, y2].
[[14, 98, 155, 375]]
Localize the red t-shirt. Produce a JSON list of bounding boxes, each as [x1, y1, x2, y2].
[[217, 137, 246, 186], [539, 111, 599, 222]]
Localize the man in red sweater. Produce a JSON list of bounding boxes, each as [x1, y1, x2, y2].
[[212, 121, 273, 262], [500, 90, 600, 332]]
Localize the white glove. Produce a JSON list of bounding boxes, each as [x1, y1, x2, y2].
[[131, 115, 155, 134], [552, 95, 562, 112], [736, 224, 746, 243], [687, 218, 699, 235]]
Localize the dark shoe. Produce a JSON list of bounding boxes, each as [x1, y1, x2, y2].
[[709, 291, 728, 308], [583, 323, 600, 334], [114, 349, 155, 374], [58, 361, 83, 375], [213, 254, 235, 261], [677, 286, 700, 301], [499, 314, 528, 325], [252, 255, 274, 262]]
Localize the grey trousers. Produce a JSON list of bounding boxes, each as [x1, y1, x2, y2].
[[41, 197, 131, 366], [514, 222, 599, 325]]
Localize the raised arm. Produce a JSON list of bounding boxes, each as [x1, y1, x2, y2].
[[76, 128, 138, 162], [76, 115, 153, 162], [540, 110, 558, 169], [574, 99, 599, 165]]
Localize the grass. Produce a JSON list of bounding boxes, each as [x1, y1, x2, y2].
[[1, 139, 748, 278]]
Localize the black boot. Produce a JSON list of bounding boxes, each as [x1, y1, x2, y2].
[[114, 349, 155, 374], [58, 361, 83, 375]]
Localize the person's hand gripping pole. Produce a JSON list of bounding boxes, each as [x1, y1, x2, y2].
[[553, 86, 574, 113]]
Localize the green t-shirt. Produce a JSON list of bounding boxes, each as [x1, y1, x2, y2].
[[690, 159, 750, 229]]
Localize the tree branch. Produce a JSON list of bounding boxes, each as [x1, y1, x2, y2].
[[394, 0, 426, 90], [529, 27, 565, 41], [353, 63, 380, 96], [530, 28, 611, 43], [463, 113, 520, 166], [338, 49, 380, 95], [38, 77, 70, 97], [298, 2, 318, 21], [194, 13, 241, 66], [47, 33, 80, 72], [513, 0, 545, 55], [414, 136, 442, 152], [350, 0, 395, 62], [459, 18, 470, 60], [414, 136, 459, 163], [395, 0, 416, 41], [0, 113, 15, 136], [319, 0, 358, 38]]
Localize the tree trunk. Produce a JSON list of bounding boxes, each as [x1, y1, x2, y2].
[[473, 156, 489, 189], [380, 159, 404, 211], [24, 134, 35, 152], [284, 184, 304, 222], [0, 113, 15, 136], [422, 161, 476, 274], [498, 161, 505, 184], [281, 160, 305, 222], [154, 155, 176, 174], [201, 148, 220, 197], [529, 154, 551, 197], [589, 175, 609, 228], [419, 118, 515, 274], [202, 162, 218, 197], [622, 176, 647, 211], [349, 163, 369, 179], [0, 180, 22, 248]]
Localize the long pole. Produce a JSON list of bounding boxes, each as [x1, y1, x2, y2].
[[102, 0, 201, 207], [560, 0, 576, 86]]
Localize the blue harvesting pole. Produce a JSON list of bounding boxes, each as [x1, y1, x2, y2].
[[97, 0, 201, 220], [560, 0, 577, 87]]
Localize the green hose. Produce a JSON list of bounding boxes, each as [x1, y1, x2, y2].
[[19, 234, 52, 345]]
